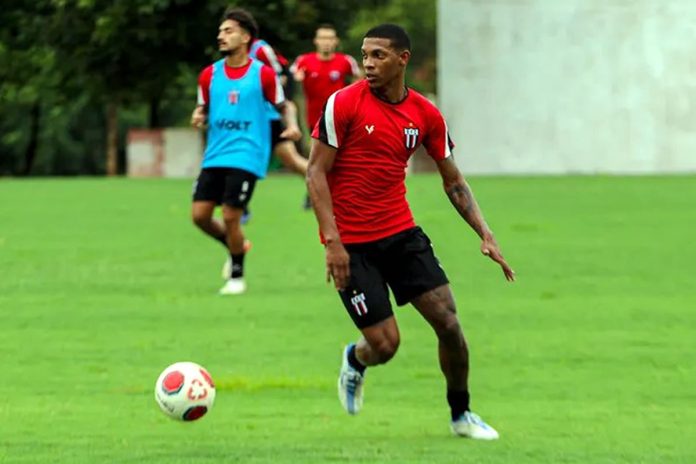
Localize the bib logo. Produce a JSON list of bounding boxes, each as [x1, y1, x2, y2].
[[215, 119, 252, 131], [228, 90, 240, 104]]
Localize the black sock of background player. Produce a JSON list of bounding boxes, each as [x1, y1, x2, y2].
[[447, 389, 470, 421], [230, 252, 245, 278], [347, 344, 366, 375]]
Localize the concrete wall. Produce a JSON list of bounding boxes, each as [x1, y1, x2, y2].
[[438, 0, 696, 174], [127, 129, 202, 178]]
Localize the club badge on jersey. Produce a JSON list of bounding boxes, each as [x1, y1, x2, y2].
[[404, 126, 420, 149], [228, 90, 240, 105]]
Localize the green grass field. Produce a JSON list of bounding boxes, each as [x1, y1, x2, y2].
[[1, 175, 695, 463]]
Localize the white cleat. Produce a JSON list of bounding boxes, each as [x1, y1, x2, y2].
[[221, 240, 252, 279], [219, 277, 246, 295], [221, 257, 231, 280], [337, 345, 364, 415], [451, 411, 499, 440]]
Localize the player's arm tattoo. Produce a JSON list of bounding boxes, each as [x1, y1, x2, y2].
[[446, 182, 474, 216], [445, 177, 491, 239]]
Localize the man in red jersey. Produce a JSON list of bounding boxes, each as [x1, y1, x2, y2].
[[306, 24, 515, 439], [291, 24, 362, 132]]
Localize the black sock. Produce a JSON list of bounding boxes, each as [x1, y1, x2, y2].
[[215, 233, 227, 248], [447, 389, 470, 421], [347, 344, 366, 375], [230, 252, 245, 278]]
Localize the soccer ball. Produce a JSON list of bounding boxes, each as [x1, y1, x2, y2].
[[154, 361, 216, 421]]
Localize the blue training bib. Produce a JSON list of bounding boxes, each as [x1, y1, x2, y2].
[[202, 59, 272, 178]]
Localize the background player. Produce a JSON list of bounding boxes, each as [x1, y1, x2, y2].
[[291, 24, 362, 133], [248, 36, 309, 217], [191, 7, 301, 295]]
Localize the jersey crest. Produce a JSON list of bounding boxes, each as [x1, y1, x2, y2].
[[404, 127, 420, 149]]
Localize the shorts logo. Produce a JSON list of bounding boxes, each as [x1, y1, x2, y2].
[[350, 292, 368, 316], [404, 127, 420, 149], [239, 181, 249, 202]]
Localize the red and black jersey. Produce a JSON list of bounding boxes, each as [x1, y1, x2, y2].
[[291, 52, 360, 129], [312, 80, 454, 244]]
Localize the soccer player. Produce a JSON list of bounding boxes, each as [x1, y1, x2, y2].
[[191, 7, 301, 295], [291, 24, 361, 132], [306, 24, 515, 439], [249, 36, 309, 215]]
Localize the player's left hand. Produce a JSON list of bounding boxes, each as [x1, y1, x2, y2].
[[280, 125, 302, 142], [481, 235, 515, 282]]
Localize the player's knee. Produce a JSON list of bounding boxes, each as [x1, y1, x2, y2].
[[373, 337, 399, 364], [191, 211, 210, 229]]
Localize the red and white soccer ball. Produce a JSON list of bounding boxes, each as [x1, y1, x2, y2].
[[154, 362, 216, 421]]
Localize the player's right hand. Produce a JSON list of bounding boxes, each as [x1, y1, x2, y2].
[[293, 68, 305, 82], [190, 106, 207, 129], [326, 240, 350, 290]]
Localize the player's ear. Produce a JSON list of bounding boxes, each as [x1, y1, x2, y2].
[[399, 49, 411, 66]]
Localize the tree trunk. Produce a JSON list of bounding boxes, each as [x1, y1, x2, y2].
[[106, 101, 118, 176], [21, 101, 41, 176], [148, 96, 161, 128]]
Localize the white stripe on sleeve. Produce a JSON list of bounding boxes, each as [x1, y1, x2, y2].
[[197, 85, 205, 105], [274, 75, 285, 104], [444, 119, 452, 158], [325, 92, 338, 147], [262, 44, 283, 75], [347, 55, 361, 77]]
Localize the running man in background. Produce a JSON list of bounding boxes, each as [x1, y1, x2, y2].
[[191, 7, 301, 295], [247, 36, 309, 218], [291, 24, 362, 132], [306, 24, 514, 439]]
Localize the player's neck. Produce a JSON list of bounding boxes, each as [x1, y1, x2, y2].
[[225, 50, 249, 68], [372, 80, 408, 104], [316, 51, 335, 61]]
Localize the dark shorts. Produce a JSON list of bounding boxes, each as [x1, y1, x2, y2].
[[271, 119, 288, 148], [338, 226, 449, 329], [271, 119, 306, 155], [192, 167, 257, 208]]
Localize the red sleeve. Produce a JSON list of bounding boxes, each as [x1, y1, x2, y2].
[[197, 66, 213, 106], [290, 55, 305, 74], [255, 46, 283, 75], [260, 65, 284, 105], [423, 104, 455, 161], [343, 54, 361, 78], [312, 88, 351, 148]]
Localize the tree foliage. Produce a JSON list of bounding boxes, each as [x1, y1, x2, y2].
[[0, 0, 434, 176]]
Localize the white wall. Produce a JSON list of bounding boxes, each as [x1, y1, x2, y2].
[[127, 128, 202, 178], [438, 0, 696, 174]]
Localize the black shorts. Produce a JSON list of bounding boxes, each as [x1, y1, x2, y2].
[[271, 119, 306, 154], [271, 119, 288, 148], [192, 167, 257, 208], [338, 226, 449, 329]]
